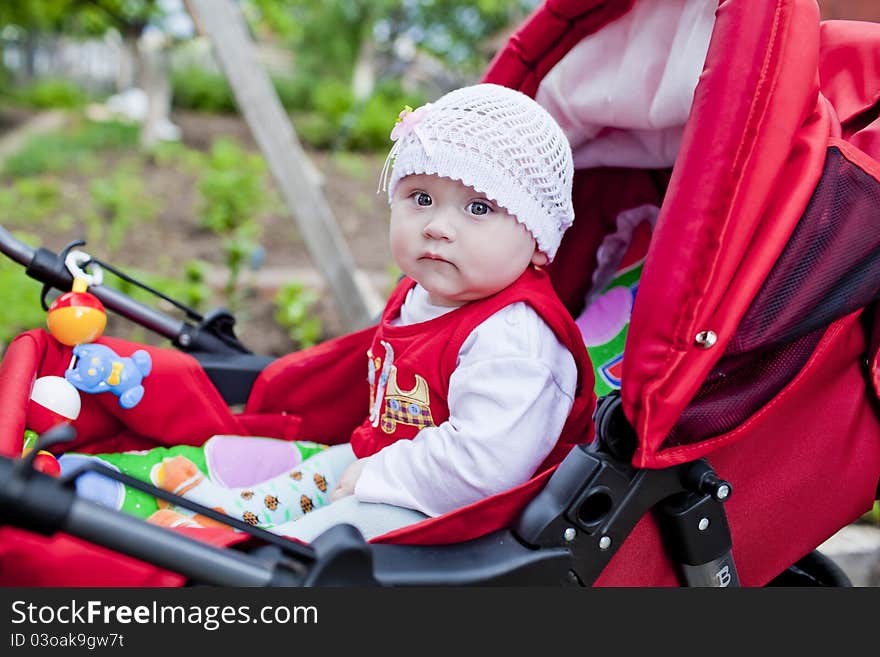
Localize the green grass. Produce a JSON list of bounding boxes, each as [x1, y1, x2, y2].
[[2, 119, 140, 177], [12, 78, 88, 109]]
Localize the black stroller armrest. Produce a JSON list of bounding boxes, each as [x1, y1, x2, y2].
[[191, 351, 275, 405]]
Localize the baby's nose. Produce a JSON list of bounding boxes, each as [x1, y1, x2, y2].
[[423, 214, 455, 240]]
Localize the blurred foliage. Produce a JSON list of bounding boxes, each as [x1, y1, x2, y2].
[[197, 138, 267, 233], [0, 177, 62, 224], [274, 280, 322, 348], [168, 65, 420, 150], [346, 82, 426, 150], [11, 78, 89, 109], [2, 0, 536, 154], [0, 0, 161, 39], [290, 79, 426, 151], [2, 119, 139, 176], [249, 0, 536, 80], [170, 67, 237, 114], [150, 139, 206, 173], [197, 138, 266, 309], [170, 68, 310, 114], [239, 0, 534, 150], [87, 162, 159, 253]]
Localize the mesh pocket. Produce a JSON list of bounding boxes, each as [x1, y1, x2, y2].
[[662, 146, 880, 449]]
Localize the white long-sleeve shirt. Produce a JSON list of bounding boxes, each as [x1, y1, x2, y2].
[[354, 284, 577, 517]]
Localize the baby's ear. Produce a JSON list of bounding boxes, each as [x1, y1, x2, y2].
[[531, 249, 549, 267]]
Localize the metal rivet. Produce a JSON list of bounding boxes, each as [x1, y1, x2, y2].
[[698, 517, 710, 531], [598, 535, 612, 550], [179, 333, 191, 347], [715, 484, 731, 501], [694, 330, 717, 348], [563, 527, 576, 542]]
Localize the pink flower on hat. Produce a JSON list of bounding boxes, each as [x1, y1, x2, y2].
[[390, 103, 432, 142], [378, 103, 434, 193]]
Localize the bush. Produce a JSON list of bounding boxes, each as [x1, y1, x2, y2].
[[14, 78, 88, 109], [198, 138, 267, 233], [172, 67, 316, 114], [345, 94, 398, 151], [272, 74, 314, 112], [0, 65, 12, 105], [0, 178, 61, 225], [292, 111, 338, 149], [197, 138, 267, 309], [88, 165, 158, 253], [291, 80, 427, 152], [171, 67, 237, 113], [311, 80, 354, 123], [2, 119, 139, 177], [274, 281, 322, 349]]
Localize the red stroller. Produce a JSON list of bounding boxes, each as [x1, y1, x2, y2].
[[1, 0, 879, 587]]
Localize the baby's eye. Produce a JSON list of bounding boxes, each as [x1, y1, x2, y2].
[[414, 192, 432, 206], [467, 200, 491, 216]]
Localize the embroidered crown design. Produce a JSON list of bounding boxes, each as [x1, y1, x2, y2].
[[380, 367, 435, 434]]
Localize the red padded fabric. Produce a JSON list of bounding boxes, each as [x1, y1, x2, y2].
[[0, 330, 246, 458]]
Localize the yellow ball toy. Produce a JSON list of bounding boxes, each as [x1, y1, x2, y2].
[[46, 277, 107, 346]]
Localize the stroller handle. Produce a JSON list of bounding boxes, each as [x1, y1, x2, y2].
[[0, 226, 184, 338], [0, 453, 306, 586], [66, 496, 284, 586], [0, 225, 34, 266], [0, 225, 251, 357]]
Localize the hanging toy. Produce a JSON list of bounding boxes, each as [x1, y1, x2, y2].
[[24, 375, 82, 476], [65, 343, 152, 409], [26, 375, 82, 438], [47, 276, 107, 346]]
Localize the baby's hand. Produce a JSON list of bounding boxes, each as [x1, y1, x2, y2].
[[330, 458, 367, 502]]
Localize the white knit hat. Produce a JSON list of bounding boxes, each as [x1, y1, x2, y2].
[[382, 83, 575, 261]]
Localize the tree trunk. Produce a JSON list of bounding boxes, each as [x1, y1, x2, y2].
[[22, 31, 37, 81], [351, 34, 376, 101], [117, 34, 139, 92], [138, 33, 173, 149]]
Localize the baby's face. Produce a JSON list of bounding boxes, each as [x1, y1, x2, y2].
[[389, 174, 546, 307]]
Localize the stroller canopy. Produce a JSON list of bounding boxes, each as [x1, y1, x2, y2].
[[484, 0, 880, 467], [2, 0, 880, 588]]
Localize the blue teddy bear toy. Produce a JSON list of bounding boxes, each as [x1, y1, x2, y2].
[[65, 343, 152, 409]]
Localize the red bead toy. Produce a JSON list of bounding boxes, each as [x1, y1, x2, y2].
[[32, 450, 62, 477]]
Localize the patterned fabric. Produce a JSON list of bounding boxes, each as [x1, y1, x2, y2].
[[381, 398, 435, 434]]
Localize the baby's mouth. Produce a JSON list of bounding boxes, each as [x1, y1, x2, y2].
[[420, 253, 451, 264]]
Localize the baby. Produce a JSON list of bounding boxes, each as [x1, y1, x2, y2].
[[150, 83, 594, 541]]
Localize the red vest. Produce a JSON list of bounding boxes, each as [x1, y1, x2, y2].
[[349, 267, 596, 473]]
